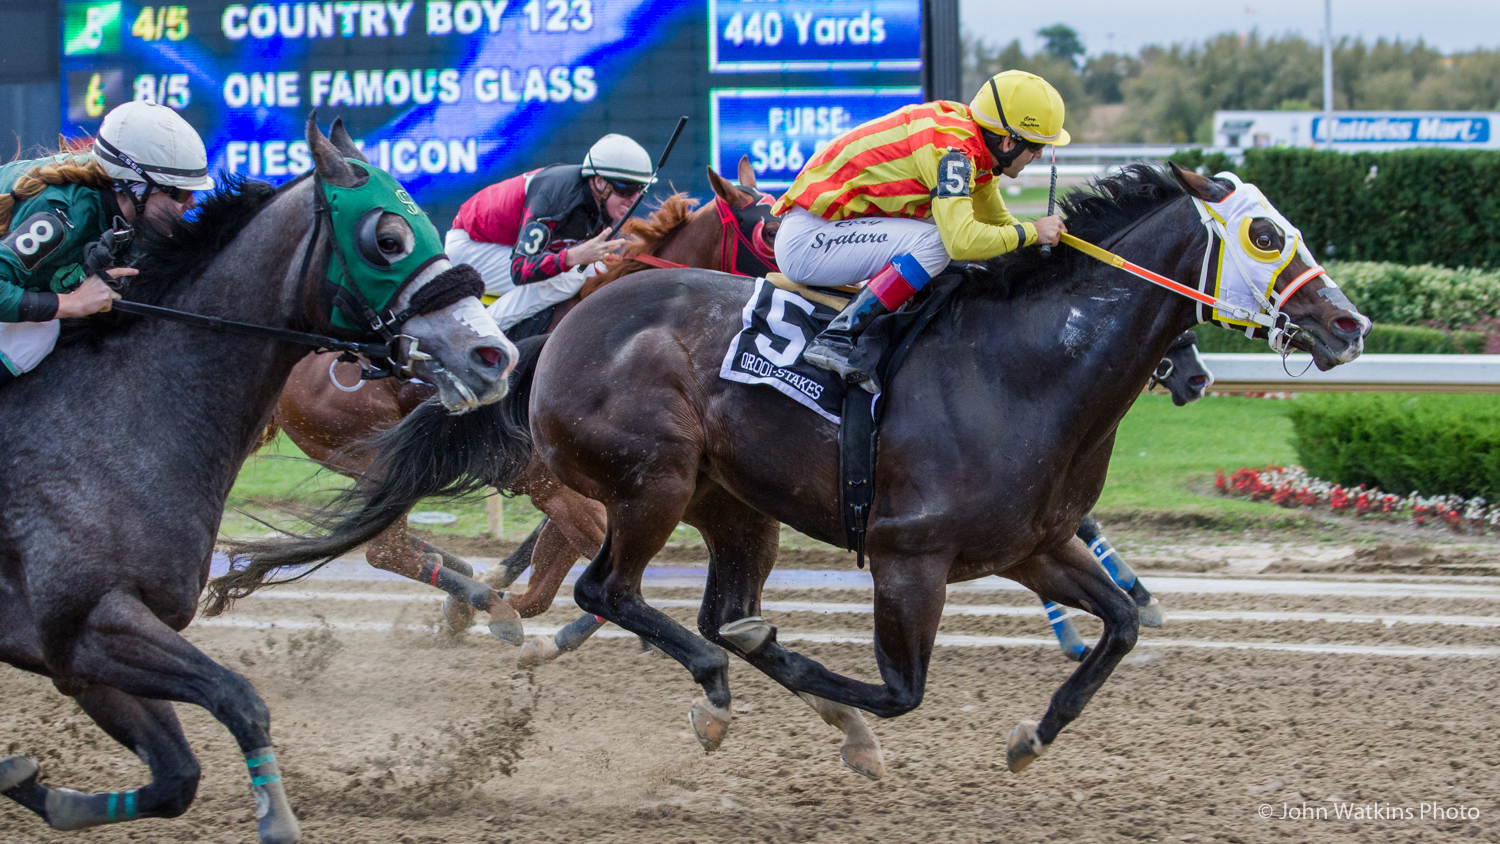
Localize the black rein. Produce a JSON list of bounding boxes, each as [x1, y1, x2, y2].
[[107, 298, 391, 360]]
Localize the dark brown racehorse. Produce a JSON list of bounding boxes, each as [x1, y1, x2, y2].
[[218, 159, 780, 641], [238, 164, 1369, 779]]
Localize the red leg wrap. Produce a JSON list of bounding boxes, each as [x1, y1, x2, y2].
[[867, 262, 918, 309]]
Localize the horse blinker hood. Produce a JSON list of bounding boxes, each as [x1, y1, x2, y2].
[[320, 159, 446, 332]]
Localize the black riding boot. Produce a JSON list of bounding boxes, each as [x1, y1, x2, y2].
[[802, 286, 889, 391]]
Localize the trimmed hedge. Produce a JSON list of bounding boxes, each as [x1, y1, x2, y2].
[[1288, 394, 1500, 499], [1170, 148, 1500, 269], [1328, 261, 1500, 329], [1193, 322, 1485, 354]]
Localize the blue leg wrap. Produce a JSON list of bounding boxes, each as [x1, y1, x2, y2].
[[1042, 599, 1089, 660], [1088, 535, 1137, 591]]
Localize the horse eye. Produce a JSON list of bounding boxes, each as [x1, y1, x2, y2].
[[1257, 235, 1271, 248], [379, 236, 402, 254]]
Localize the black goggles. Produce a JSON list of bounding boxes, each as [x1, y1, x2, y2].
[[604, 178, 647, 197], [159, 185, 196, 203]]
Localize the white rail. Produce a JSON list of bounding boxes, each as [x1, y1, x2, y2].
[[1201, 353, 1500, 393]]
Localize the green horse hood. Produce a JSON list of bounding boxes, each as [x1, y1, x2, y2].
[[321, 159, 446, 332]]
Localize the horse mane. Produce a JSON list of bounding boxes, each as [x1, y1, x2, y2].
[[60, 173, 280, 346], [583, 192, 702, 293], [964, 165, 1189, 301]]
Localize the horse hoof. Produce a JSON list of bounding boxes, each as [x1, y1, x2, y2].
[[0, 755, 38, 791], [840, 737, 885, 780], [488, 618, 524, 646], [487, 596, 524, 646], [257, 807, 302, 844], [517, 636, 560, 668], [1137, 596, 1165, 628], [443, 596, 477, 637], [1006, 720, 1049, 774], [688, 697, 731, 752], [719, 616, 774, 654]]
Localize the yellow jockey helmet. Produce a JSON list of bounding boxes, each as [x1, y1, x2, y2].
[[968, 70, 1071, 147]]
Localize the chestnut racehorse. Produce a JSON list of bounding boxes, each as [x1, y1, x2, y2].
[[218, 159, 779, 645]]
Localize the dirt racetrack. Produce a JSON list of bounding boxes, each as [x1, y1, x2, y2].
[[3, 540, 1497, 844]]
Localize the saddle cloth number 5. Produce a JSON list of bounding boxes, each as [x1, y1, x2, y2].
[[755, 288, 815, 367]]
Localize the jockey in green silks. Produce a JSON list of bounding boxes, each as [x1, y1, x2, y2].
[[0, 101, 213, 385]]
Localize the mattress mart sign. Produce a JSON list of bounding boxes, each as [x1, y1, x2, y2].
[[1214, 111, 1500, 150]]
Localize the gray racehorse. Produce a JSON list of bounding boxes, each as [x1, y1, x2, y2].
[[0, 117, 515, 844]]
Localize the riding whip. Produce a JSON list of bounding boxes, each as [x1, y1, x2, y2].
[[1040, 144, 1057, 257], [606, 115, 689, 240]]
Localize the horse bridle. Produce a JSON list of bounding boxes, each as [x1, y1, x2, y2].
[[629, 185, 780, 277], [715, 188, 779, 276], [1146, 332, 1198, 392], [102, 168, 481, 381]]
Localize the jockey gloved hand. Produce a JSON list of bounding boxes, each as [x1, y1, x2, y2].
[[56, 269, 130, 318], [565, 228, 627, 269], [1032, 215, 1067, 247]]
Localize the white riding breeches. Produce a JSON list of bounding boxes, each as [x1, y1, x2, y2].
[[773, 208, 951, 287], [444, 229, 516, 297], [0, 319, 60, 378], [485, 266, 592, 331], [445, 228, 598, 332]]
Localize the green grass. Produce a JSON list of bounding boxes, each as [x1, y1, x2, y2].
[[225, 393, 1310, 543], [999, 186, 1054, 205], [1093, 393, 1303, 524], [224, 435, 544, 540]]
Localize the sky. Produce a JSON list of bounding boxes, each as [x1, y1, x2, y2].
[[960, 0, 1500, 57]]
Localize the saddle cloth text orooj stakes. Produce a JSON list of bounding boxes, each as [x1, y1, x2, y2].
[[719, 277, 846, 423]]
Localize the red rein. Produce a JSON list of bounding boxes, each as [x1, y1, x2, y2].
[[623, 196, 778, 276]]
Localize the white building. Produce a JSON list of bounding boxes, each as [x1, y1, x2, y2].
[[1213, 111, 1500, 151]]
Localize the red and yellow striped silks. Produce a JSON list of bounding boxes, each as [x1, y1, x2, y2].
[[773, 100, 995, 222], [772, 100, 1036, 261]]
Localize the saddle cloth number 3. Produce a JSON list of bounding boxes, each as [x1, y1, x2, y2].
[[2, 211, 66, 272], [755, 288, 814, 366]]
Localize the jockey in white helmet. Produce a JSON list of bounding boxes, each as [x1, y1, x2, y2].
[[0, 101, 212, 385], [445, 133, 654, 338]]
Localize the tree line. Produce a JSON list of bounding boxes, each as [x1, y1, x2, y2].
[[964, 25, 1500, 143]]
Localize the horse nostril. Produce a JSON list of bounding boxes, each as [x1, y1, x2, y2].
[[1331, 316, 1362, 336], [475, 346, 505, 368], [1189, 375, 1208, 388]]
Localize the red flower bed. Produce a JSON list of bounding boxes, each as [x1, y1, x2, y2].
[[1216, 465, 1497, 533]]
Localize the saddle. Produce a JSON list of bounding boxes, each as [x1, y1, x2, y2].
[[721, 271, 965, 567], [764, 272, 859, 309]]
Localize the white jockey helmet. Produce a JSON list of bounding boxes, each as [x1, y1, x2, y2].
[[581, 134, 654, 185], [94, 101, 215, 192]]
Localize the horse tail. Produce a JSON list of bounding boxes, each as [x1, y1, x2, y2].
[[205, 335, 548, 616]]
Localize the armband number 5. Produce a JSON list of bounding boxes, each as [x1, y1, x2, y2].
[[934, 151, 972, 199]]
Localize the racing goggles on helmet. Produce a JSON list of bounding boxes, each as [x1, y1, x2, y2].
[[603, 177, 648, 197]]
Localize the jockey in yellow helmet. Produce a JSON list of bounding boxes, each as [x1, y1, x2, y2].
[[771, 70, 1070, 389]]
